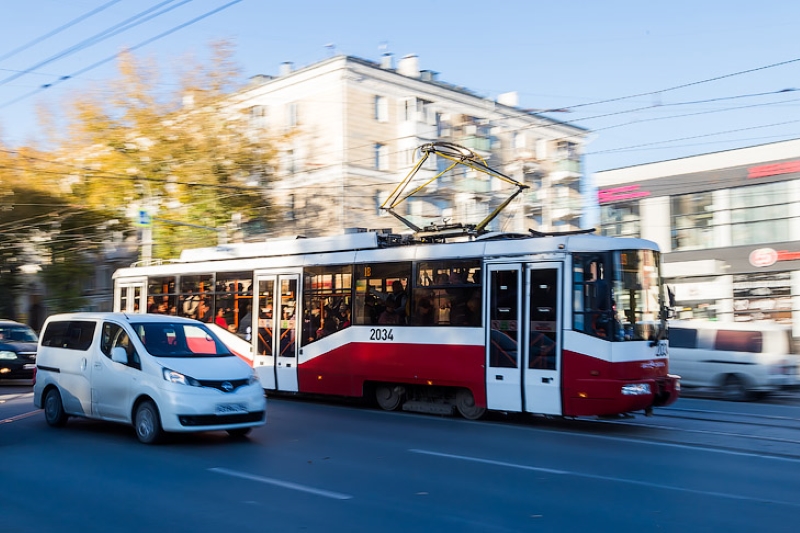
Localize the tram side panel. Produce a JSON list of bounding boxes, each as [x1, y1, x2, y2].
[[296, 326, 486, 404]]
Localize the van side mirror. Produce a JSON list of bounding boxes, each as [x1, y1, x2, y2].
[[111, 346, 128, 364]]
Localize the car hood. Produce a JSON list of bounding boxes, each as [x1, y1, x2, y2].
[[156, 355, 252, 380], [0, 341, 37, 353]]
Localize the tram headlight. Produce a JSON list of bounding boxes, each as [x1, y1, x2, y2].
[[621, 383, 651, 396], [162, 368, 201, 387]]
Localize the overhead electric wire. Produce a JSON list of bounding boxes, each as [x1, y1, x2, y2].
[[588, 118, 800, 155], [0, 0, 243, 110], [0, 0, 187, 88], [0, 0, 124, 64], [558, 57, 800, 112]]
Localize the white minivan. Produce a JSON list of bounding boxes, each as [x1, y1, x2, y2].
[[33, 312, 266, 443], [668, 320, 799, 401]]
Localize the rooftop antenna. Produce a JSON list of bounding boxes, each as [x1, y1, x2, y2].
[[325, 43, 336, 57]]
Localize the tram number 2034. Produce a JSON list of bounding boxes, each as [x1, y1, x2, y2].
[[369, 328, 394, 341]]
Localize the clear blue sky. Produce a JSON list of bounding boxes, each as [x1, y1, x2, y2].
[[1, 0, 799, 176]]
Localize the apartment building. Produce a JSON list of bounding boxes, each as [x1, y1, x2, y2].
[[230, 54, 588, 237], [595, 138, 800, 336]]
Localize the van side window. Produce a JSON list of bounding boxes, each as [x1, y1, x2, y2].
[[101, 322, 140, 369], [715, 330, 762, 353], [668, 328, 697, 349], [41, 320, 96, 351]]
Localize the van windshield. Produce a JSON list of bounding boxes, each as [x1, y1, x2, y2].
[[131, 322, 234, 358]]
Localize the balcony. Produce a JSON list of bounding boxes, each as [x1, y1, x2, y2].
[[550, 159, 582, 183], [458, 135, 493, 153], [551, 198, 583, 220]]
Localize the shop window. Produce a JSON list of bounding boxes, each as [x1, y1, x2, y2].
[[671, 192, 715, 251], [600, 202, 640, 238]]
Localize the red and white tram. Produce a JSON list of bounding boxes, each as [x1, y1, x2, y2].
[[113, 230, 679, 419]]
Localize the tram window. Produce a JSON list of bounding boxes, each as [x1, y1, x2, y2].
[[573, 254, 615, 340], [179, 274, 214, 320], [354, 262, 411, 326], [215, 272, 253, 333], [415, 260, 481, 326], [302, 265, 353, 345], [146, 276, 177, 315]]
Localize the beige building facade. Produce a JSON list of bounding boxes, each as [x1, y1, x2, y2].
[[230, 54, 588, 237]]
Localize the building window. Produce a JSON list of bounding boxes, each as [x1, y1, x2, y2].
[[403, 98, 413, 122], [600, 202, 640, 238], [374, 95, 388, 122], [729, 181, 795, 246], [417, 98, 434, 124], [671, 192, 714, 251], [249, 105, 267, 128], [514, 132, 526, 150], [286, 102, 298, 128], [556, 140, 578, 160], [375, 143, 389, 171]]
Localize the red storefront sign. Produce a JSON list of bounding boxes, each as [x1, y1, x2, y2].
[[749, 248, 800, 267], [748, 160, 800, 179]]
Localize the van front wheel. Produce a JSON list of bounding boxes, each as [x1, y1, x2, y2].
[[721, 375, 748, 402], [134, 400, 163, 444]]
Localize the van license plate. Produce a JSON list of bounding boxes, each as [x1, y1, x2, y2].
[[216, 403, 247, 414]]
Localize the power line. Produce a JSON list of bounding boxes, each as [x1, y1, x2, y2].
[[559, 57, 800, 112], [0, 0, 124, 64], [0, 0, 243, 110], [0, 0, 187, 89]]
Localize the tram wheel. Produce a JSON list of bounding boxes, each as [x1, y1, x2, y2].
[[456, 389, 486, 420], [376, 384, 402, 411], [720, 374, 748, 402]]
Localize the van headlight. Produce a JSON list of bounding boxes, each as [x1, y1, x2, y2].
[[162, 368, 201, 387], [0, 351, 17, 360], [248, 370, 260, 386], [621, 383, 651, 396]]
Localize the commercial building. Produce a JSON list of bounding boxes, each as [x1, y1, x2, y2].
[[229, 54, 588, 237], [595, 138, 800, 337]]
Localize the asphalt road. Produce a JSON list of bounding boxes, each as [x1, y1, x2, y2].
[[3, 384, 800, 533]]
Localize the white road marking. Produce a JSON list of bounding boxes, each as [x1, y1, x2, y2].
[[0, 409, 40, 424], [0, 392, 34, 403], [409, 449, 800, 508], [209, 467, 353, 500]]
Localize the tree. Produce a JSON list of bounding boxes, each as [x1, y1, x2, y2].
[[57, 41, 279, 259], [0, 145, 133, 315]]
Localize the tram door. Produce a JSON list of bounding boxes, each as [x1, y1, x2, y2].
[[115, 278, 146, 313], [252, 273, 299, 392], [485, 263, 562, 415]]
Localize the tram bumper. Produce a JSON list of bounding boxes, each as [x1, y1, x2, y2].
[[566, 374, 680, 416]]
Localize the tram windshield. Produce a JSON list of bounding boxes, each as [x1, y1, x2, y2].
[[573, 249, 665, 342]]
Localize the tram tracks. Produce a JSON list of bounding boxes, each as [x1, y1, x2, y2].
[[581, 404, 800, 459]]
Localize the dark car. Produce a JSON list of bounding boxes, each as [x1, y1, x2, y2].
[[0, 320, 39, 382]]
